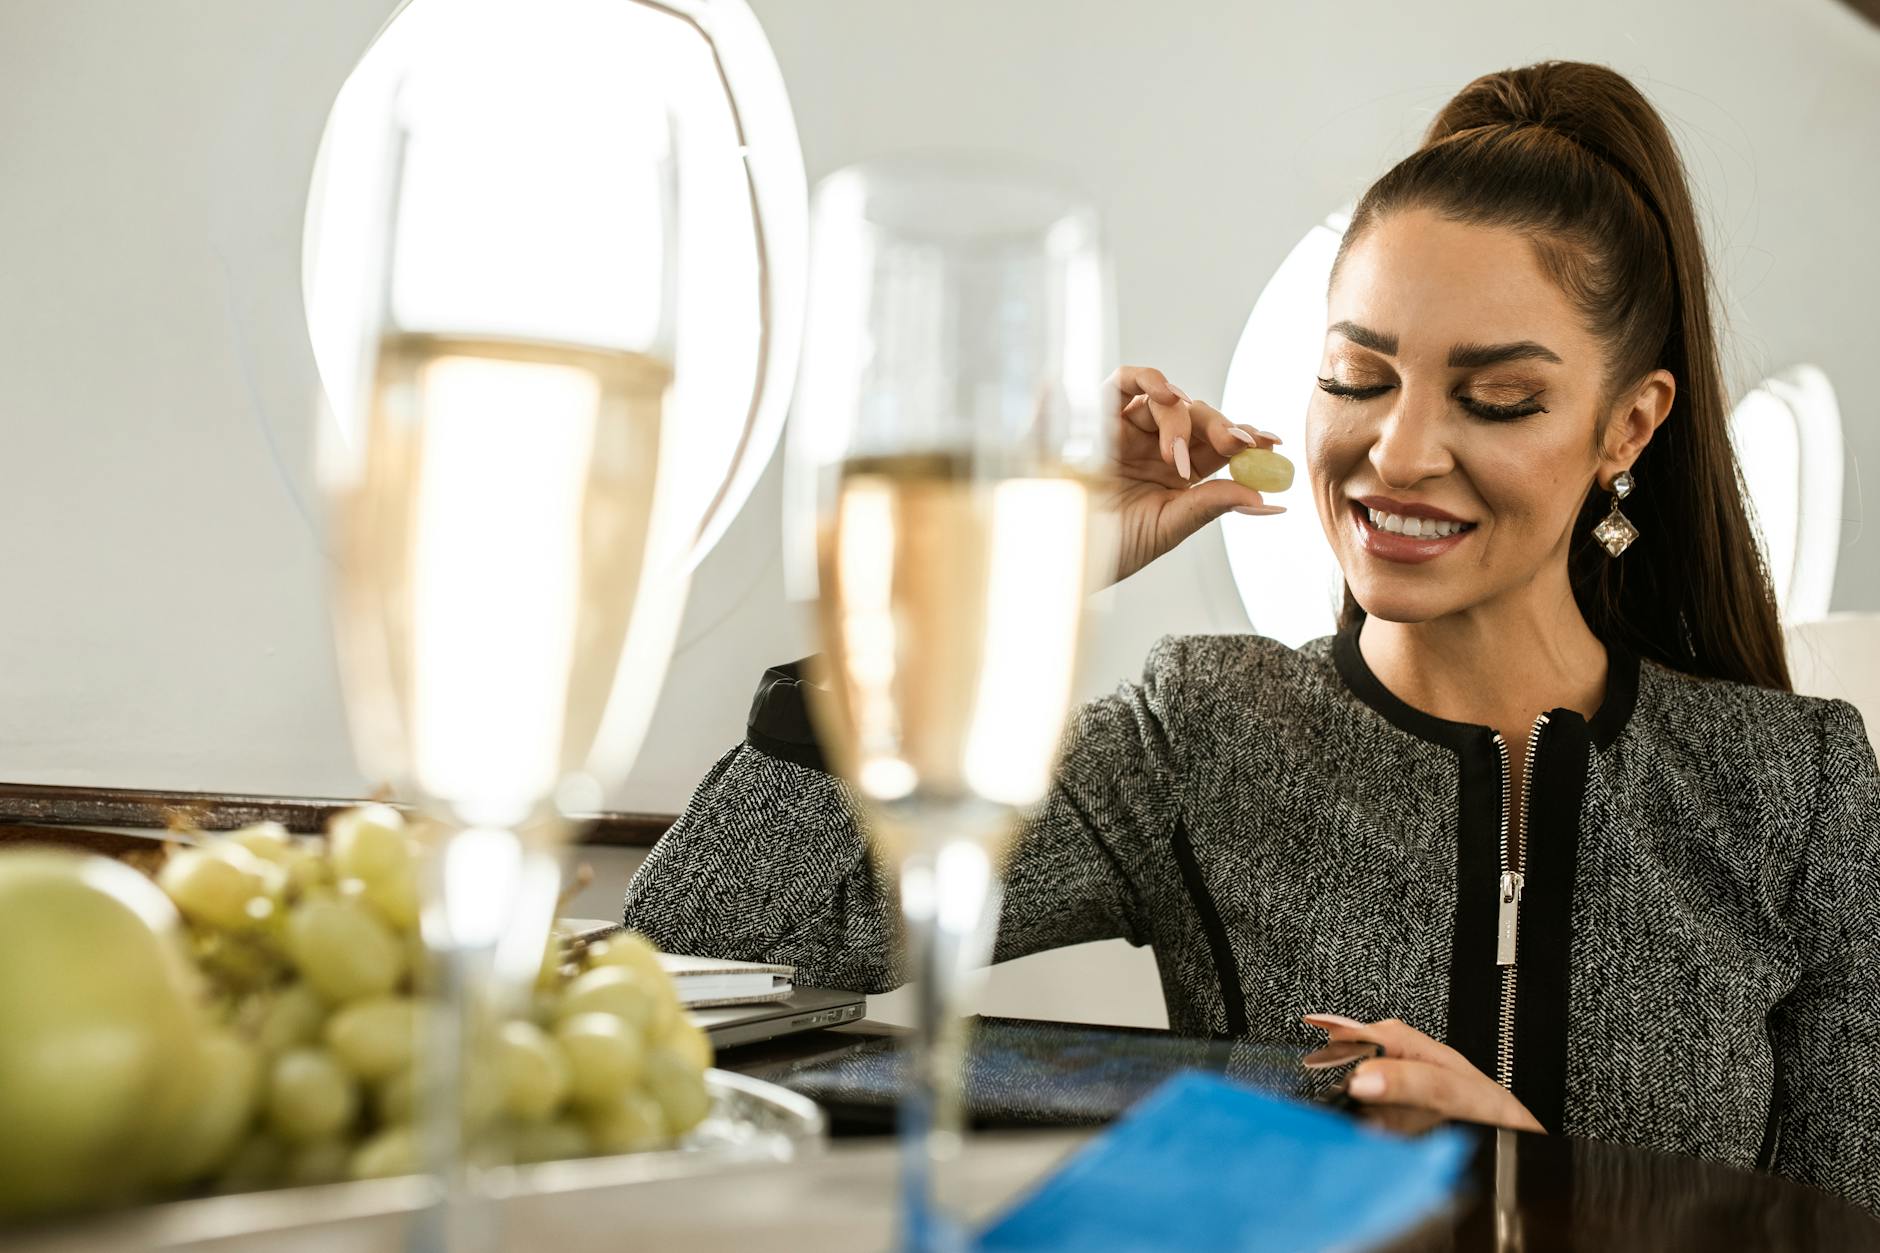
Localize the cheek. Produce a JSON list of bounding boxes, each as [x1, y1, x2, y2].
[[1304, 400, 1362, 481], [1469, 440, 1589, 538]]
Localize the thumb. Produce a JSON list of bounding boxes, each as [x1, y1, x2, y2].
[[1161, 479, 1285, 547]]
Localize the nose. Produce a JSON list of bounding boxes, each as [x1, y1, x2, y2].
[[1367, 388, 1455, 491]]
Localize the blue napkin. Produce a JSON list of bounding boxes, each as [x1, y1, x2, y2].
[[978, 1071, 1473, 1253]]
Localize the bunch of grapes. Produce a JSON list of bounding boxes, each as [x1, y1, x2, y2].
[[150, 806, 714, 1194]]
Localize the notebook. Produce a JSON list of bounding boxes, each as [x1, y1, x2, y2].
[[556, 918, 797, 1009], [656, 952, 795, 1008]]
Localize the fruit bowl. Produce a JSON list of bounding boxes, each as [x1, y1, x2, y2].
[[8, 1070, 824, 1253]]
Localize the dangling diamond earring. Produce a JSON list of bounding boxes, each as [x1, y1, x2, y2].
[[1592, 469, 1638, 557]]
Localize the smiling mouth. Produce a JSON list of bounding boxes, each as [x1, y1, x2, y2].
[[1349, 500, 1478, 541], [1353, 500, 1481, 553]]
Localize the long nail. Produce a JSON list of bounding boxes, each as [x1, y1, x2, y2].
[[1259, 430, 1284, 444], [1347, 1069, 1385, 1098], [1302, 1013, 1367, 1029], [1234, 505, 1285, 516], [1170, 384, 1191, 402], [1173, 437, 1191, 481], [1227, 428, 1257, 446]]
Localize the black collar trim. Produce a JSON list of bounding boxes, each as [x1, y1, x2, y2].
[[1331, 617, 1638, 753]]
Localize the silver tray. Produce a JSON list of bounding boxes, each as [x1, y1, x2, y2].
[[12, 1070, 826, 1252]]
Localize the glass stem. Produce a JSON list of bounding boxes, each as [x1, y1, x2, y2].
[[412, 826, 561, 1253], [896, 831, 1001, 1253]]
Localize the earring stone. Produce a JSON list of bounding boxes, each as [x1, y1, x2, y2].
[[1594, 472, 1639, 557]]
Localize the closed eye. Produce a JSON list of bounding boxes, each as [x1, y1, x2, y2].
[[1318, 376, 1547, 422]]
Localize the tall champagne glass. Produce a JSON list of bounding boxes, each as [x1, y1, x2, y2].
[[790, 159, 1115, 1252], [307, 3, 707, 1247]]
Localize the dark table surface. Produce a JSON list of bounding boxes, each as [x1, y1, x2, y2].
[[718, 1018, 1880, 1252]]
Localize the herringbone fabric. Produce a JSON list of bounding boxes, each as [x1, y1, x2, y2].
[[623, 632, 1880, 1214]]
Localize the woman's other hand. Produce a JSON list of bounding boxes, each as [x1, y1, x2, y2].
[[1106, 365, 1286, 584], [1302, 1013, 1546, 1134]]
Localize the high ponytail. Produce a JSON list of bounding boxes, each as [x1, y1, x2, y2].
[[1332, 61, 1791, 692]]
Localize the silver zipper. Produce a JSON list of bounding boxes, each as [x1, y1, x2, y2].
[[1492, 713, 1550, 1091]]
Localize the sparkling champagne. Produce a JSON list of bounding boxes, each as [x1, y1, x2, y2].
[[329, 332, 685, 829], [813, 453, 1104, 846]]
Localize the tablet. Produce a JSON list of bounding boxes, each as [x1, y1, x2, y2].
[[740, 1015, 1363, 1133]]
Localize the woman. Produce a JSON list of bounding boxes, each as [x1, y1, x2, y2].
[[624, 61, 1880, 1211]]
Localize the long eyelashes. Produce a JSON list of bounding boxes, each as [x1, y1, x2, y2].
[[1314, 377, 1548, 423]]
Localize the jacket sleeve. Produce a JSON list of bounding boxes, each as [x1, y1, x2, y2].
[[621, 641, 1189, 992], [1768, 698, 1880, 1214]]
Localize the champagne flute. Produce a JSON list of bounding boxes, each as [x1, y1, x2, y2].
[[308, 4, 699, 1247], [790, 158, 1115, 1252]]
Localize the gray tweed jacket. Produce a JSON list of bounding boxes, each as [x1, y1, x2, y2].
[[623, 624, 1880, 1214]]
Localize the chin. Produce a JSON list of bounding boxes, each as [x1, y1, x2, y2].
[[1342, 575, 1466, 626]]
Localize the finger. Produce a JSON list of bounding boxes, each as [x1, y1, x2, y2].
[[1189, 400, 1280, 459], [1350, 1103, 1451, 1137], [1119, 394, 1159, 434], [1143, 393, 1196, 480], [1301, 1015, 1468, 1071], [1302, 1040, 1385, 1069], [1347, 1059, 1541, 1132], [1105, 365, 1185, 408], [1160, 480, 1285, 550]]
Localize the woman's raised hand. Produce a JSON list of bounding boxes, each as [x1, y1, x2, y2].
[[1104, 365, 1286, 584]]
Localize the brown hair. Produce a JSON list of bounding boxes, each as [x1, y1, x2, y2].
[[1330, 61, 1791, 692]]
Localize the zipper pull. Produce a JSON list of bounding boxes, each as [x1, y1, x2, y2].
[[1496, 871, 1524, 966]]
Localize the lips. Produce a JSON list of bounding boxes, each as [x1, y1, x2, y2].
[[1348, 500, 1475, 564]]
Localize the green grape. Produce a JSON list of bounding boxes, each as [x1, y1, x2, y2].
[[191, 927, 286, 991], [158, 845, 271, 931], [555, 1012, 645, 1106], [285, 896, 406, 1003], [1227, 446, 1295, 493], [556, 966, 672, 1037], [266, 1046, 359, 1142], [349, 1125, 417, 1181], [642, 1046, 712, 1136], [214, 1131, 286, 1195], [280, 843, 332, 896], [325, 995, 417, 1081], [160, 1028, 262, 1184], [359, 859, 420, 931], [662, 1016, 714, 1074], [224, 822, 293, 862], [583, 932, 665, 982], [375, 1069, 414, 1125], [581, 1091, 668, 1155], [283, 1137, 351, 1187], [257, 982, 328, 1055], [511, 1117, 590, 1164], [328, 805, 413, 885], [495, 1020, 571, 1122]]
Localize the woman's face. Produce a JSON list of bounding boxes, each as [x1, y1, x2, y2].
[[1306, 207, 1629, 626]]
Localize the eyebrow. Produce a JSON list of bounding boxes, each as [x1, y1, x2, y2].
[[1328, 320, 1563, 369]]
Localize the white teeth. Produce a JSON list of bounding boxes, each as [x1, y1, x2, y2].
[[1363, 506, 1468, 539]]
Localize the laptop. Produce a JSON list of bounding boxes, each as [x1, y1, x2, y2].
[[689, 985, 868, 1049]]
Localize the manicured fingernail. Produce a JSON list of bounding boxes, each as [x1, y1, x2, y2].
[[1173, 437, 1191, 480], [1234, 505, 1285, 516], [1228, 428, 1257, 446], [1347, 1069, 1385, 1098], [1303, 1013, 1367, 1029], [1259, 430, 1284, 444], [1170, 384, 1191, 402]]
